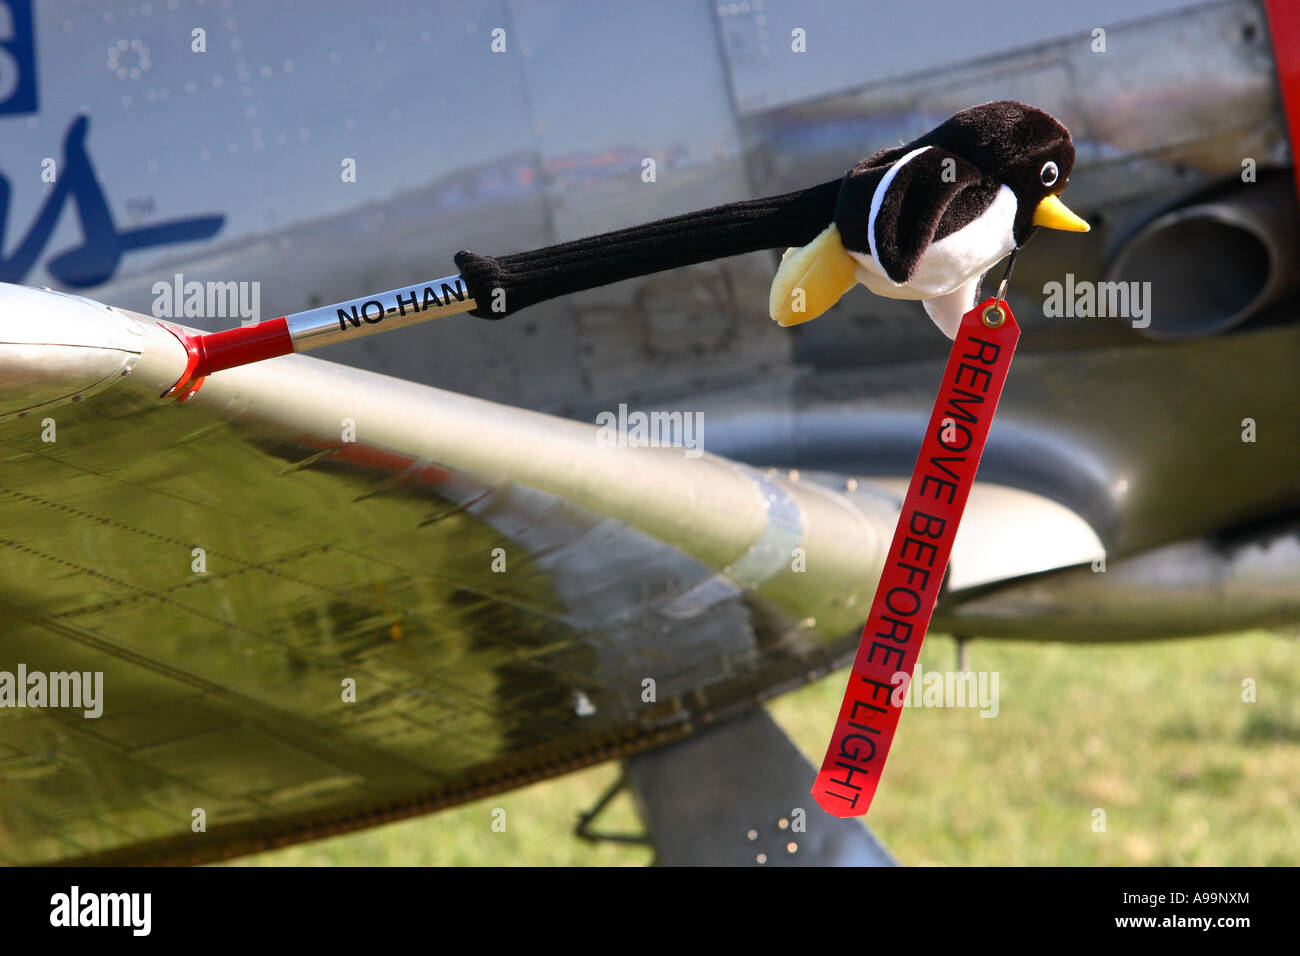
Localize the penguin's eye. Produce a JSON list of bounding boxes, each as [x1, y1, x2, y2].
[[1040, 161, 1060, 187]]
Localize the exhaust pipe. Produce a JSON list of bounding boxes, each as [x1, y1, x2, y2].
[[1106, 173, 1300, 339]]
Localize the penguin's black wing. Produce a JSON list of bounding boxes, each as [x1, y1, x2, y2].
[[835, 146, 998, 284], [832, 151, 901, 259]]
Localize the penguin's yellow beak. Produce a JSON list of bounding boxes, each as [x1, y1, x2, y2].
[[1033, 193, 1090, 232]]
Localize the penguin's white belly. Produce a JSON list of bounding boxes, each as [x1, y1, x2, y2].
[[849, 185, 1018, 300]]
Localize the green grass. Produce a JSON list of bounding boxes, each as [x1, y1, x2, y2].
[[230, 630, 1299, 866]]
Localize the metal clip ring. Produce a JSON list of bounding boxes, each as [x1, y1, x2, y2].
[[984, 247, 1019, 327]]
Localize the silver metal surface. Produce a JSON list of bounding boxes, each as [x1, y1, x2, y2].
[[718, 0, 1216, 116], [286, 274, 477, 351], [0, 287, 142, 415], [938, 523, 1300, 641], [662, 465, 807, 618]]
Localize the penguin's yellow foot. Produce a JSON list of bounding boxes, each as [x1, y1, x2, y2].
[[769, 224, 859, 327]]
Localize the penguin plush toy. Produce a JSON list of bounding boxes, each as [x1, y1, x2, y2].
[[769, 100, 1088, 337], [454, 100, 1087, 338]]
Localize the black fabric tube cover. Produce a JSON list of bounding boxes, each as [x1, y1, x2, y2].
[[454, 178, 840, 319]]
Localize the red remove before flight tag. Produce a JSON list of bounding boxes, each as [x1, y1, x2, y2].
[[812, 297, 1020, 817]]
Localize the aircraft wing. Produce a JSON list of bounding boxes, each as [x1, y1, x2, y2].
[[0, 282, 892, 863], [0, 282, 1107, 864]]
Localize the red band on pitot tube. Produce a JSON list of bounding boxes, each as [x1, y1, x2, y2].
[[158, 317, 293, 402], [812, 297, 1020, 817]]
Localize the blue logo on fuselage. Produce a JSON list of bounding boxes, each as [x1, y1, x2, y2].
[[0, 116, 225, 287], [1, 6, 223, 286], [0, 0, 38, 115]]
